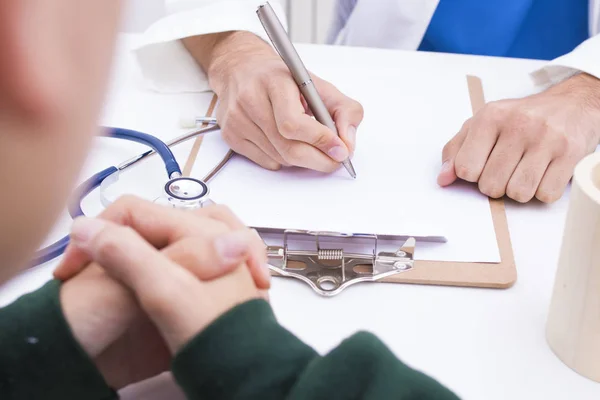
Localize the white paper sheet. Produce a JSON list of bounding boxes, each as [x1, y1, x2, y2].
[[191, 67, 500, 263]]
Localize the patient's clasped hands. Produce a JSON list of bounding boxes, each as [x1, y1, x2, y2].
[[54, 197, 269, 390]]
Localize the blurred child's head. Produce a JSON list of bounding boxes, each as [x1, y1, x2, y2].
[[0, 1, 121, 280]]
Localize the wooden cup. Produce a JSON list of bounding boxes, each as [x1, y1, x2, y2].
[[546, 151, 600, 382]]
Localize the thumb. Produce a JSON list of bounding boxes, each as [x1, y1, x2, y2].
[[313, 75, 364, 154], [437, 159, 457, 187], [437, 121, 469, 187]]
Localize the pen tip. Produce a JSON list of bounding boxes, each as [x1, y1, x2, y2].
[[343, 159, 357, 179]]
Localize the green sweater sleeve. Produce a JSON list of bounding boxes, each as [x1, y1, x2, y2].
[[172, 299, 459, 400], [0, 280, 117, 400]]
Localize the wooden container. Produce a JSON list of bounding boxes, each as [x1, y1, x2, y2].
[[546, 152, 600, 382]]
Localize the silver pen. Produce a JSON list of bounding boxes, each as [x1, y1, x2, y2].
[[256, 2, 357, 179]]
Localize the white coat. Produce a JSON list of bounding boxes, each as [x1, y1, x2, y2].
[[328, 0, 600, 87], [132, 0, 600, 93]]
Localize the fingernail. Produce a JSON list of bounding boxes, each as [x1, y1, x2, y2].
[[347, 126, 357, 146], [214, 232, 249, 264], [440, 160, 451, 174], [70, 217, 106, 248], [328, 146, 348, 162]]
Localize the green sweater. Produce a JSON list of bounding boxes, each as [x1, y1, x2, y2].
[[0, 280, 459, 399]]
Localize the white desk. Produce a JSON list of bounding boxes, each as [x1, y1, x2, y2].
[[1, 34, 598, 400]]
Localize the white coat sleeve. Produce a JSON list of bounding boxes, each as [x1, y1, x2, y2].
[[529, 34, 600, 88], [131, 0, 287, 93]]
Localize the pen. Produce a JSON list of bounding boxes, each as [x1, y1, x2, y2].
[[256, 2, 357, 179]]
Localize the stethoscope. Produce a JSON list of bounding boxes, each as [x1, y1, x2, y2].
[[30, 117, 228, 267]]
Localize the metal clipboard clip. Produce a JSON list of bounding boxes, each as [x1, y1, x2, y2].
[[265, 230, 416, 297]]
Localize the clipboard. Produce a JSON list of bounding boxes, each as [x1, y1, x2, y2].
[[186, 75, 517, 295], [382, 76, 517, 290]]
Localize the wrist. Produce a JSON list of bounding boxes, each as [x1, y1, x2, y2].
[[60, 269, 138, 357], [554, 73, 600, 110], [553, 73, 600, 144], [183, 31, 274, 94]]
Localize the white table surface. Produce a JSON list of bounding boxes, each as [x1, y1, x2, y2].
[[1, 34, 599, 400]]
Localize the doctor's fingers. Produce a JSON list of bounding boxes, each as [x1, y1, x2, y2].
[[217, 103, 285, 170], [245, 90, 340, 172], [217, 106, 285, 169], [312, 75, 364, 154], [476, 133, 526, 199], [267, 79, 351, 163], [453, 109, 502, 183], [437, 120, 469, 186], [67, 217, 258, 353]]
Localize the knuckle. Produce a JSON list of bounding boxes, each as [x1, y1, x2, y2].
[[220, 126, 242, 147], [94, 226, 131, 259], [238, 86, 256, 104], [220, 127, 234, 142], [312, 129, 333, 149], [506, 185, 534, 203], [536, 189, 560, 204], [505, 110, 546, 140], [483, 101, 509, 120], [551, 132, 570, 153], [352, 100, 365, 119], [221, 121, 244, 147], [502, 119, 528, 141], [224, 98, 244, 123], [279, 118, 300, 139], [280, 142, 301, 164], [458, 118, 471, 133], [478, 181, 505, 199], [164, 240, 195, 267], [454, 162, 480, 182], [565, 136, 587, 157], [167, 238, 209, 271]]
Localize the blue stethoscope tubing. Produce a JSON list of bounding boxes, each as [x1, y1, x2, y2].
[[30, 123, 220, 267]]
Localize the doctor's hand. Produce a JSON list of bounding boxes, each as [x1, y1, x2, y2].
[[438, 73, 600, 203], [183, 31, 364, 172], [55, 197, 268, 389]]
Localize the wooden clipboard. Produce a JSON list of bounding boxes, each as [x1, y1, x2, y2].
[[381, 75, 517, 289], [187, 75, 517, 290]]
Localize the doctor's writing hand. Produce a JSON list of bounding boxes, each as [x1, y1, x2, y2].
[[438, 73, 600, 203], [183, 31, 364, 172], [55, 197, 268, 389], [63, 209, 261, 358]]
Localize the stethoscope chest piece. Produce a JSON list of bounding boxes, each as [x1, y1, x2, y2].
[[161, 177, 213, 209]]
